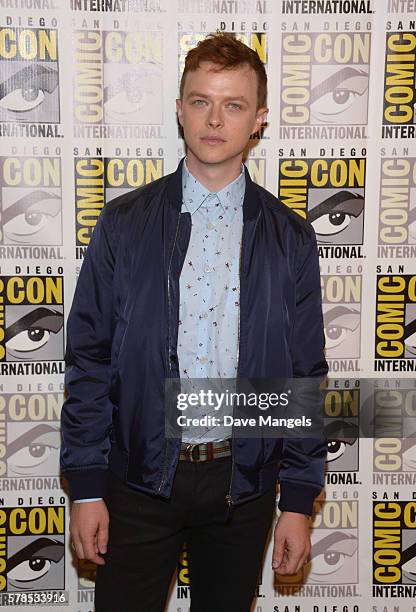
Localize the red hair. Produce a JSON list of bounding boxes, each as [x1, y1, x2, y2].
[[180, 32, 267, 109]]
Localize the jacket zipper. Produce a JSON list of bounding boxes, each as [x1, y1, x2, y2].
[[225, 228, 244, 511], [157, 208, 182, 495]]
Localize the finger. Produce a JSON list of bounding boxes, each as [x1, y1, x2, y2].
[[272, 536, 286, 570], [295, 553, 307, 573], [273, 550, 291, 574], [284, 549, 302, 575], [97, 522, 109, 555], [274, 559, 290, 575], [81, 534, 106, 566], [299, 548, 311, 572], [283, 549, 289, 564], [71, 535, 85, 560]]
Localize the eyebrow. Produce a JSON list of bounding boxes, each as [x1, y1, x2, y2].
[[8, 538, 64, 572], [402, 439, 416, 452], [5, 307, 63, 343], [103, 66, 160, 103], [324, 305, 360, 323], [310, 66, 368, 104], [185, 91, 249, 104], [324, 419, 359, 440], [308, 191, 363, 223], [402, 541, 416, 566], [0, 64, 58, 102], [2, 191, 60, 226], [405, 318, 416, 341], [311, 531, 357, 559], [8, 424, 60, 458]]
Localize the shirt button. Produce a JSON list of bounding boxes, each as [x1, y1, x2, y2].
[[199, 357, 207, 364], [202, 313, 208, 319], [207, 222, 215, 230], [204, 265, 211, 273]]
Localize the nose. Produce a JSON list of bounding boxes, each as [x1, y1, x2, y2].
[[207, 106, 223, 128]]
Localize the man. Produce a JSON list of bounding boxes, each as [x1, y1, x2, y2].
[[61, 33, 328, 611]]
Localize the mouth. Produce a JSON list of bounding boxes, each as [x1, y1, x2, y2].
[[200, 137, 226, 145]]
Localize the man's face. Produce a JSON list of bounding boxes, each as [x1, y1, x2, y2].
[[176, 61, 267, 169]]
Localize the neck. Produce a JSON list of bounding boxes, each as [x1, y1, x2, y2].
[[185, 152, 243, 192]]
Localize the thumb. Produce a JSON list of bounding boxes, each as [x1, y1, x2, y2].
[[272, 532, 285, 570]]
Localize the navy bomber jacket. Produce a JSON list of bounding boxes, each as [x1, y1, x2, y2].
[[60, 159, 328, 516]]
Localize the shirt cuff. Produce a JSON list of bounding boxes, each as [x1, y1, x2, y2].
[[73, 498, 103, 503]]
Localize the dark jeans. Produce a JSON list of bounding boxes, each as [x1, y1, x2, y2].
[[95, 456, 276, 612]]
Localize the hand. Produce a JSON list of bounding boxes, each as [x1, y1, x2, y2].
[[272, 511, 311, 575], [70, 500, 109, 565]]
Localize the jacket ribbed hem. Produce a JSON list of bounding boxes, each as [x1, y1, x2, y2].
[[277, 481, 321, 517], [64, 468, 108, 501]]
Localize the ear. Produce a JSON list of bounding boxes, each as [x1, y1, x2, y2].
[[251, 107, 268, 135], [176, 98, 183, 126]]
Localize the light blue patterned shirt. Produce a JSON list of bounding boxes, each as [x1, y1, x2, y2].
[[178, 158, 245, 443]]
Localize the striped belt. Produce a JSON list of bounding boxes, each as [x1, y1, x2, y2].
[[179, 439, 232, 462]]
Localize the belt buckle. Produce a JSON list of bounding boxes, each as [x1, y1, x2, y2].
[[184, 443, 200, 462]]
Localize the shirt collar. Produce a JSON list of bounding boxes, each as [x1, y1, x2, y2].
[[182, 157, 245, 222]]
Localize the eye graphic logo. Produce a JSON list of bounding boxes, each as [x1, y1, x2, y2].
[[375, 275, 416, 362], [276, 500, 358, 586], [0, 29, 60, 124], [0, 276, 64, 362], [323, 305, 360, 358], [0, 391, 62, 479], [0, 157, 62, 247], [73, 30, 163, 126], [401, 439, 416, 472], [7, 423, 60, 478], [280, 33, 370, 127], [308, 190, 364, 245], [323, 385, 359, 472], [321, 275, 361, 360], [372, 384, 416, 476], [310, 66, 368, 125], [104, 61, 162, 125], [278, 158, 365, 246], [378, 158, 416, 248], [373, 501, 416, 594], [326, 437, 358, 470], [7, 536, 64, 592], [0, 506, 65, 592]]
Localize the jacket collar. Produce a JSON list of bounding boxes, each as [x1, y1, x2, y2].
[[167, 157, 260, 222]]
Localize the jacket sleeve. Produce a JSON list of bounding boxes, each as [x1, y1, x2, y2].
[[60, 210, 117, 501], [277, 227, 328, 517]]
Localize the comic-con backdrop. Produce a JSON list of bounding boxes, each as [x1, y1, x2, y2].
[[0, 0, 415, 610]]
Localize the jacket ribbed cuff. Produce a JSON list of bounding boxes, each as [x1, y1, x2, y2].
[[278, 481, 321, 517], [64, 468, 108, 501]]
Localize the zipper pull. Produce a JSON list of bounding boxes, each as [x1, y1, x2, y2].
[[225, 494, 234, 521]]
